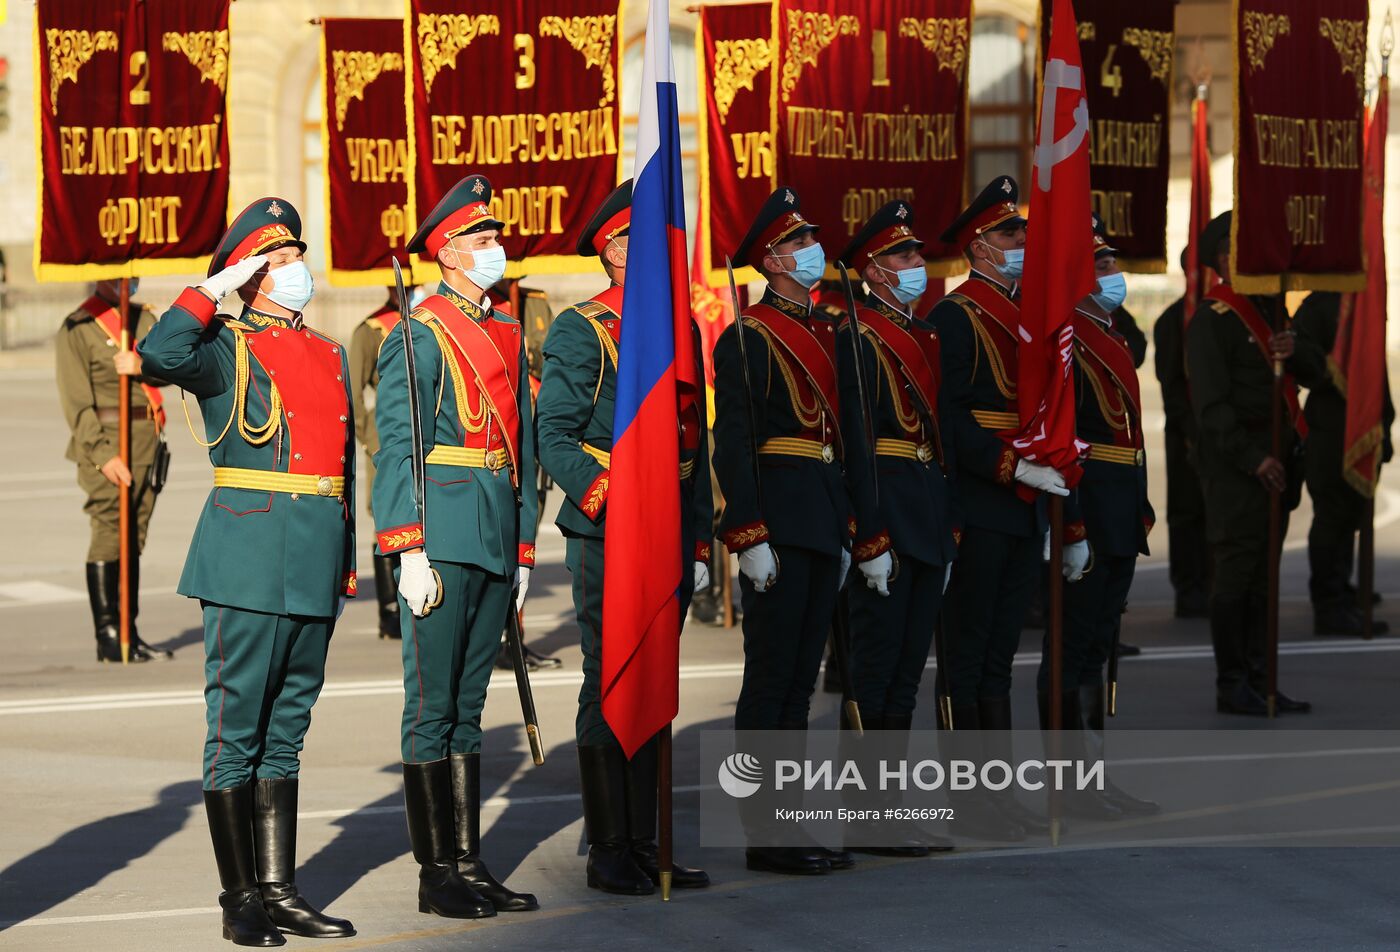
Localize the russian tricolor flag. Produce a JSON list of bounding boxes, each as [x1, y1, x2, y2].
[[602, 0, 699, 758]]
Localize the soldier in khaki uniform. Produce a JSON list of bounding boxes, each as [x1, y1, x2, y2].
[[55, 278, 172, 663]]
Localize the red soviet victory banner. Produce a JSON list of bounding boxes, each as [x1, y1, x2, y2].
[[404, 1, 623, 281], [775, 0, 972, 276], [1037, 0, 1174, 272], [697, 1, 777, 285], [34, 0, 231, 279], [1231, 0, 1368, 293], [321, 18, 410, 286], [1014, 0, 1093, 479]]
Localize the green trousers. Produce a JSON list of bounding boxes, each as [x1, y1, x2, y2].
[[399, 559, 511, 762], [201, 603, 332, 790], [78, 462, 156, 562]]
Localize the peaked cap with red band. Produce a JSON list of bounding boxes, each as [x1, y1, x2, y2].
[[838, 200, 925, 276], [1091, 211, 1117, 259], [734, 186, 820, 271], [578, 179, 633, 257], [207, 197, 306, 277], [407, 174, 505, 258], [939, 175, 1027, 249]]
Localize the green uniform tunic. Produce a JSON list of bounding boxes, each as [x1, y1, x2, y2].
[[534, 284, 714, 745], [138, 288, 357, 789], [372, 282, 538, 762]]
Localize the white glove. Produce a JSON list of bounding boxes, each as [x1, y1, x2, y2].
[[1014, 458, 1069, 496], [839, 548, 852, 590], [1062, 540, 1091, 582], [1042, 528, 1052, 562], [858, 551, 893, 597], [198, 253, 267, 302], [738, 542, 778, 593], [694, 560, 711, 592], [514, 565, 531, 612], [943, 563, 953, 594], [398, 550, 438, 617]]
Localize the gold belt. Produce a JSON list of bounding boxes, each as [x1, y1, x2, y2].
[[583, 442, 697, 479], [213, 467, 344, 498], [1086, 443, 1145, 466], [971, 410, 1019, 431], [875, 438, 936, 463], [425, 445, 509, 471], [759, 437, 836, 463]]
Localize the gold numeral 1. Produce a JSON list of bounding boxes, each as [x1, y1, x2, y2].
[[872, 29, 890, 87]]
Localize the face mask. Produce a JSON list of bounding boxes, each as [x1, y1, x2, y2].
[[1091, 272, 1127, 312], [456, 243, 507, 290], [878, 263, 928, 305], [267, 261, 314, 312], [981, 241, 1024, 281], [776, 242, 826, 288]]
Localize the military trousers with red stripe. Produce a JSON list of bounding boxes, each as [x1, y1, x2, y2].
[[397, 560, 512, 762], [200, 604, 333, 790]]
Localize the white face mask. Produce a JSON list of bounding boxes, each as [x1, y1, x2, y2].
[[267, 261, 314, 312]]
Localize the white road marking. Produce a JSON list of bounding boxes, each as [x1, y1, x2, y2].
[[0, 581, 87, 604]]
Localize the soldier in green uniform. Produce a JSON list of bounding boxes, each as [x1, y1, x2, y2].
[[138, 198, 356, 946], [1185, 212, 1320, 715], [1152, 250, 1212, 618], [1292, 291, 1394, 636], [535, 180, 712, 895], [927, 177, 1070, 842], [372, 174, 540, 919], [835, 201, 957, 855], [711, 187, 854, 876], [56, 279, 173, 663], [1039, 216, 1157, 819], [350, 289, 403, 641]]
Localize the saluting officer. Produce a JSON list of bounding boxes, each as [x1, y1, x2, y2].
[[56, 278, 172, 663], [1185, 211, 1319, 715], [535, 180, 712, 896], [926, 177, 1068, 842], [372, 174, 539, 919], [711, 187, 854, 876], [835, 201, 956, 855], [138, 199, 356, 946], [349, 288, 403, 641], [1039, 215, 1157, 819]]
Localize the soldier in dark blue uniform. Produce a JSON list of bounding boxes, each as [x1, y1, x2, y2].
[[926, 178, 1069, 841], [1039, 216, 1158, 819], [835, 201, 957, 855], [711, 188, 854, 875]]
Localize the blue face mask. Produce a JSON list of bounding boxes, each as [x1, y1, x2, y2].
[[457, 243, 507, 291], [267, 261, 314, 312], [879, 263, 928, 305], [1091, 272, 1127, 312], [994, 246, 1025, 281], [777, 242, 827, 289]]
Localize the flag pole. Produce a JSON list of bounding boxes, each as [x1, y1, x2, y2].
[[1048, 494, 1064, 844], [658, 722, 673, 901], [118, 276, 133, 666], [1265, 279, 1286, 719]]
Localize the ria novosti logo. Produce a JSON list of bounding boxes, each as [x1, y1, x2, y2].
[[717, 753, 764, 798]]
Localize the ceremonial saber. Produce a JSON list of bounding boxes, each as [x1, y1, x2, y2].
[[506, 607, 545, 766], [393, 259, 443, 614], [118, 276, 133, 665]]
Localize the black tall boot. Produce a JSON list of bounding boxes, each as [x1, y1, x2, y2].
[[1211, 595, 1267, 715], [943, 703, 1024, 842], [204, 784, 284, 947], [450, 753, 539, 911], [1244, 593, 1312, 713], [1077, 684, 1159, 816], [252, 779, 355, 937], [844, 713, 929, 857], [743, 723, 835, 875], [402, 760, 495, 918], [978, 696, 1051, 834], [373, 554, 402, 640], [1037, 692, 1122, 821], [578, 743, 654, 894], [127, 551, 172, 661], [625, 737, 710, 887], [884, 712, 953, 852], [86, 562, 146, 664]]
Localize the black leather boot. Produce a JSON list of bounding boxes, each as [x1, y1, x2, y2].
[[979, 696, 1050, 834], [402, 760, 495, 918], [1038, 693, 1123, 822], [87, 562, 147, 664], [126, 552, 172, 661], [884, 713, 952, 852], [578, 743, 654, 894], [1078, 684, 1159, 816], [373, 554, 402, 640], [204, 784, 284, 947], [1245, 594, 1312, 714], [252, 779, 355, 937], [1211, 595, 1258, 712], [625, 737, 710, 887], [450, 753, 538, 911], [944, 702, 1025, 842]]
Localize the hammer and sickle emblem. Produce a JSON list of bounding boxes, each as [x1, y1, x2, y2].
[[1034, 58, 1090, 192]]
